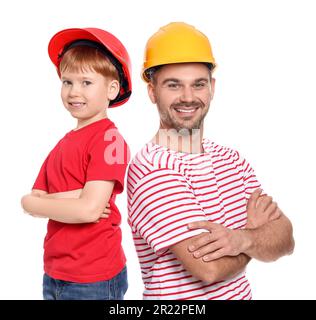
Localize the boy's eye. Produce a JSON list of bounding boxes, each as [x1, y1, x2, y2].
[[83, 80, 92, 86], [62, 80, 72, 86]]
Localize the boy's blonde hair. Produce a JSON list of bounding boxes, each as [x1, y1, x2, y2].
[[59, 46, 119, 81]]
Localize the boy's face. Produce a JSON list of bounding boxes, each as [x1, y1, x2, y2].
[[60, 69, 119, 126]]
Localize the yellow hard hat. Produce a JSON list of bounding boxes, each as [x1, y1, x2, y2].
[[142, 22, 216, 82]]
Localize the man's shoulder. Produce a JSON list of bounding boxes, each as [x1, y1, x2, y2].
[[129, 142, 163, 171], [204, 138, 241, 161], [128, 142, 181, 183]]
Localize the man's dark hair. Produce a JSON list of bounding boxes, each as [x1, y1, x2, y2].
[[146, 63, 215, 83]]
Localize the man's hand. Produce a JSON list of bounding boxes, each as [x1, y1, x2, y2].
[[187, 189, 282, 261], [246, 188, 281, 229], [187, 222, 247, 261]]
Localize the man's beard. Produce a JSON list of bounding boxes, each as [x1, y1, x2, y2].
[[158, 101, 208, 134]]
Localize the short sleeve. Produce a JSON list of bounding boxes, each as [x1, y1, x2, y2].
[[86, 127, 130, 194], [128, 168, 208, 256], [238, 153, 262, 199], [32, 155, 49, 192]]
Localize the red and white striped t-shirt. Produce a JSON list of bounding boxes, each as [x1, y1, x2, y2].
[[127, 139, 261, 300]]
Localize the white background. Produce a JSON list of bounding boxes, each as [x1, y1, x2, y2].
[[0, 0, 315, 300]]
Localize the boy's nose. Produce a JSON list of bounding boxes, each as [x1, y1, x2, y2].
[[69, 84, 81, 97]]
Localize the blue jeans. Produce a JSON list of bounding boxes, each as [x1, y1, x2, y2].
[[43, 266, 128, 300]]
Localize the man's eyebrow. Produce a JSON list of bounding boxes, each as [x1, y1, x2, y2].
[[195, 78, 209, 82], [162, 78, 181, 85]]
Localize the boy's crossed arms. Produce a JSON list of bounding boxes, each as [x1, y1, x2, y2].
[[22, 181, 112, 223]]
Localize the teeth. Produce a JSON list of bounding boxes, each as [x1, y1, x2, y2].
[[176, 109, 196, 113], [70, 103, 84, 107]]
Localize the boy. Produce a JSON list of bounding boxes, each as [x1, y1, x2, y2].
[[21, 27, 132, 300]]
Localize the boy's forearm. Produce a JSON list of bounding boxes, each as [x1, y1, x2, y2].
[[21, 194, 99, 224], [39, 189, 82, 200], [241, 214, 295, 262]]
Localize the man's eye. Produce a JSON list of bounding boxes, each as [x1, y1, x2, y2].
[[193, 83, 206, 89], [167, 83, 180, 89]]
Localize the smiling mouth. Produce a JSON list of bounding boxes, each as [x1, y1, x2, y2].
[[69, 102, 86, 108], [173, 107, 199, 114]]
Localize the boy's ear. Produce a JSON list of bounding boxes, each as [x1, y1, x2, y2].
[[107, 80, 120, 101]]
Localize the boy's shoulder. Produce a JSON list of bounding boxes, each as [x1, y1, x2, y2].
[[70, 118, 118, 142]]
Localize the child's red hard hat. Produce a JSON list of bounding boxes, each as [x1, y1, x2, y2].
[[48, 28, 132, 108]]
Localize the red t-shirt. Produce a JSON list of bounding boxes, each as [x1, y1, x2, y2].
[[33, 118, 130, 283]]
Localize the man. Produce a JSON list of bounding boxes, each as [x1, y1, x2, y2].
[[127, 22, 294, 300]]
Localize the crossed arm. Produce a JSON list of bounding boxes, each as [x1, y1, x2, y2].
[[21, 181, 113, 224], [170, 189, 295, 283], [170, 239, 251, 283]]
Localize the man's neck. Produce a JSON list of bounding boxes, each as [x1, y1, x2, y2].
[[152, 126, 204, 154]]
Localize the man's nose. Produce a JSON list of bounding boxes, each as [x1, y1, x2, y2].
[[179, 86, 194, 102]]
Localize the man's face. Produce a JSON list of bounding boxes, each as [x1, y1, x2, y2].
[[148, 63, 215, 132]]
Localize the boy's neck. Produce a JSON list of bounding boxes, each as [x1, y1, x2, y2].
[[75, 113, 108, 131]]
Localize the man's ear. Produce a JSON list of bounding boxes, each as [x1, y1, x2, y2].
[[107, 79, 120, 101], [210, 77, 216, 101], [147, 82, 157, 104]]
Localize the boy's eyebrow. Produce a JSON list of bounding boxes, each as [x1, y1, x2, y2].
[[60, 76, 94, 81]]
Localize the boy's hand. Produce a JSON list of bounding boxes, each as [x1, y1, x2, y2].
[[94, 203, 111, 223]]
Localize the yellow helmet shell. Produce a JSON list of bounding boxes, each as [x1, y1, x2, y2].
[[142, 22, 216, 82]]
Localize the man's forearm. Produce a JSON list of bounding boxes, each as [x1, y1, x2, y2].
[[171, 233, 251, 283], [21, 194, 99, 224], [241, 214, 295, 262], [208, 253, 251, 283]]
